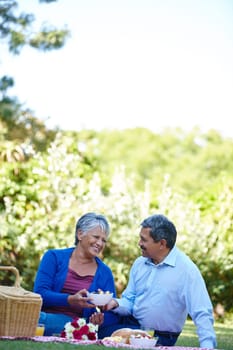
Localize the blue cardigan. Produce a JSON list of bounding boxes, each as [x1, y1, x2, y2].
[[33, 247, 119, 322]]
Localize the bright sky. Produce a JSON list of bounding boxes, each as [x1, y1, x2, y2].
[[1, 0, 233, 136]]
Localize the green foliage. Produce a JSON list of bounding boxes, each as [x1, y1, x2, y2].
[[92, 127, 233, 198], [0, 75, 21, 123], [0, 0, 69, 54], [155, 177, 233, 313], [29, 26, 70, 51], [0, 128, 233, 316], [1, 0, 231, 325]]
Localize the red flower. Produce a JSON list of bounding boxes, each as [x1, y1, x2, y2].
[[71, 318, 80, 328], [79, 324, 89, 335], [88, 332, 97, 340], [73, 329, 83, 340], [61, 317, 98, 341]]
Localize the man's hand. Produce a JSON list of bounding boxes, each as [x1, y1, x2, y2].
[[103, 298, 119, 311]]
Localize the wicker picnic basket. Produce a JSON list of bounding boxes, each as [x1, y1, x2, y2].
[[0, 265, 42, 337]]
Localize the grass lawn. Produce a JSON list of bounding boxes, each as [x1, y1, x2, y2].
[[0, 320, 232, 350], [176, 320, 233, 349]]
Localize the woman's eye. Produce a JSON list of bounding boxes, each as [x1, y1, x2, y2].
[[95, 236, 107, 243]]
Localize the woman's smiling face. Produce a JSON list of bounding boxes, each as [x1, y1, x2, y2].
[[78, 226, 107, 257]]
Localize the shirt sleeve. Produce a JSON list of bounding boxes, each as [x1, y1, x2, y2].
[[114, 260, 138, 315], [184, 265, 217, 349]]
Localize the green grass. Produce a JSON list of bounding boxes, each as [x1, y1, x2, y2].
[[0, 320, 232, 350], [176, 320, 233, 349]]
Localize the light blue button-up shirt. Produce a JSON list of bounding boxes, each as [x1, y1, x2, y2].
[[115, 246, 217, 349]]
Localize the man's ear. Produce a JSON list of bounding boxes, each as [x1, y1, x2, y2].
[[160, 238, 167, 249]]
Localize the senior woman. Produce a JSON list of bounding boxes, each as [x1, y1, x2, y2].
[[33, 212, 119, 336]]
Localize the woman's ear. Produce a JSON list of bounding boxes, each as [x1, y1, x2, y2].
[[77, 229, 83, 241]]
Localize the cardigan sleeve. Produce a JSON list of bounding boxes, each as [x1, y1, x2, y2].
[[33, 249, 70, 307], [83, 258, 118, 323], [89, 258, 117, 297]]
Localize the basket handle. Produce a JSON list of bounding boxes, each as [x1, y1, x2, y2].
[[0, 265, 21, 288]]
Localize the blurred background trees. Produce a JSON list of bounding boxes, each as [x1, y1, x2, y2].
[[1, 128, 233, 317], [0, 0, 232, 321]]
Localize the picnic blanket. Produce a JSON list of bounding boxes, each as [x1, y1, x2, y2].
[[0, 335, 216, 350]]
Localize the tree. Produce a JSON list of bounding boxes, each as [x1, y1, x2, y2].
[[0, 0, 70, 149], [0, 0, 69, 54]]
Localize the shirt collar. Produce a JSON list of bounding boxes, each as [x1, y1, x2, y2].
[[162, 246, 177, 267]]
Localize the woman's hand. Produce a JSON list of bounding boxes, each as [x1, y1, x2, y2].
[[68, 288, 94, 308], [89, 311, 104, 326]]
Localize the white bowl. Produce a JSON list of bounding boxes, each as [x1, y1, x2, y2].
[[87, 291, 113, 306], [130, 336, 158, 348]]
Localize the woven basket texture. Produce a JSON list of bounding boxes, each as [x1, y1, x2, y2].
[[0, 266, 42, 337]]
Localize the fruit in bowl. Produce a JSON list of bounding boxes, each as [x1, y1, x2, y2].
[[87, 290, 113, 306], [130, 334, 158, 348]]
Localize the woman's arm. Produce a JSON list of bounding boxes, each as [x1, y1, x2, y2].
[[34, 250, 70, 307]]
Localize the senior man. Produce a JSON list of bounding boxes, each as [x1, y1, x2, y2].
[[101, 214, 217, 348]]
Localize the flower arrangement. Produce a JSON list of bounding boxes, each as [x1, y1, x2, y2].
[[61, 317, 98, 340]]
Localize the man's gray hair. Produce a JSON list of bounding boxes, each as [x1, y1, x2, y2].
[[140, 214, 177, 249]]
